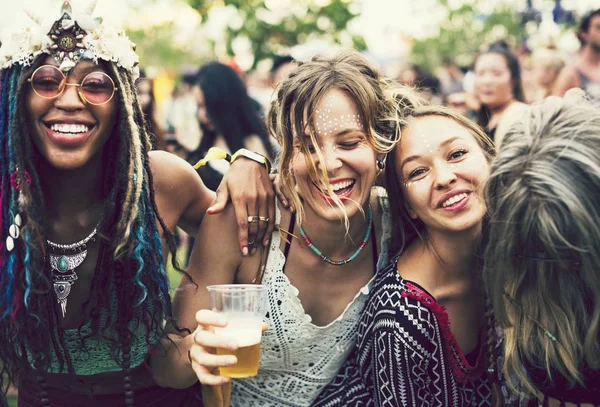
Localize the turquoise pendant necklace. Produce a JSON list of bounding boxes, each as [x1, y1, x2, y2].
[[48, 224, 99, 318], [298, 205, 373, 266]]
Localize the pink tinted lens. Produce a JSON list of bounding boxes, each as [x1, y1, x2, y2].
[[81, 72, 115, 104], [31, 66, 65, 97]]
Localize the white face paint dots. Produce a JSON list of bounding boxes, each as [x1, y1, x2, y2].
[[314, 94, 363, 138]]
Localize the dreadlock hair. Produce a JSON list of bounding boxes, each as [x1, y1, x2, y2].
[[0, 56, 181, 396], [268, 51, 422, 229]]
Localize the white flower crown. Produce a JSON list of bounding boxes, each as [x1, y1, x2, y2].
[[0, 0, 139, 80]]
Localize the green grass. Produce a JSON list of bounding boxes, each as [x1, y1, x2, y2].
[[7, 396, 16, 407], [166, 248, 187, 297]]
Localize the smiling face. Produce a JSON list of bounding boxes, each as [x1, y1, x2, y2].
[[291, 88, 379, 221], [25, 57, 118, 170], [474, 52, 515, 110], [397, 115, 490, 235]]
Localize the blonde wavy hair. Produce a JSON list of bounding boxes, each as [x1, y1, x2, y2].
[[484, 89, 600, 395], [267, 51, 422, 226]]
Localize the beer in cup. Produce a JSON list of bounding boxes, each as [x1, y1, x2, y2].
[[207, 284, 267, 378]]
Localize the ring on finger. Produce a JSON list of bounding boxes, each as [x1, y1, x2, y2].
[[258, 216, 270, 222], [247, 215, 260, 223]]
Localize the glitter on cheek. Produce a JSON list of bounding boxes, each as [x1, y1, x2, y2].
[[403, 174, 430, 188]]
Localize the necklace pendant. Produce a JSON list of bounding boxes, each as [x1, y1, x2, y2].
[[50, 251, 86, 318], [54, 282, 72, 318], [52, 272, 78, 318]]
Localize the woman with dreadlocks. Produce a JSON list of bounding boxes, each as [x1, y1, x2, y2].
[[0, 2, 275, 406]]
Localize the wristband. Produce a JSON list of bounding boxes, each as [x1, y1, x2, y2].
[[193, 147, 272, 174], [230, 148, 272, 174]]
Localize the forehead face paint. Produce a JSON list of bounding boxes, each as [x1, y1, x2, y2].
[[313, 92, 363, 137]]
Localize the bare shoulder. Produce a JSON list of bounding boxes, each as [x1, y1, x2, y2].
[[148, 150, 198, 190], [552, 66, 580, 96]]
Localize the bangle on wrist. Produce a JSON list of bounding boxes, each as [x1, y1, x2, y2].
[[230, 148, 272, 173], [193, 147, 272, 174]]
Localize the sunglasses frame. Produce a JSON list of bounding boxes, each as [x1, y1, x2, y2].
[[28, 65, 118, 106]]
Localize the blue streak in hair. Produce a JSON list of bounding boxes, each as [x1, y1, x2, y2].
[[132, 196, 149, 307], [23, 229, 33, 308]]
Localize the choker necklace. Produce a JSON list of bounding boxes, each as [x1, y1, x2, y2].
[[298, 205, 373, 266], [48, 222, 100, 318]]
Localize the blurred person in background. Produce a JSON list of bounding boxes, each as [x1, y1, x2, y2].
[[270, 55, 297, 88], [473, 42, 527, 148], [438, 58, 465, 97], [399, 64, 443, 104], [529, 48, 565, 102], [162, 73, 202, 160], [193, 62, 274, 191], [553, 8, 600, 104], [137, 69, 166, 150]]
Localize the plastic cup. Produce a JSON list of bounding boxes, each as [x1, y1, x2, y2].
[[207, 284, 267, 378]]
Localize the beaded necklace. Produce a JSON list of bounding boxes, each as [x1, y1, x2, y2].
[[298, 205, 373, 266]]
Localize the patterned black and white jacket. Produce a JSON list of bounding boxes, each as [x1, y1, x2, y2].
[[313, 254, 500, 407]]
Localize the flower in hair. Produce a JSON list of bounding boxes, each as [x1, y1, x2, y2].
[[0, 0, 139, 80]]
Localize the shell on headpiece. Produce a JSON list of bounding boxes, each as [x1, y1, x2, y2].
[[61, 1, 73, 16]]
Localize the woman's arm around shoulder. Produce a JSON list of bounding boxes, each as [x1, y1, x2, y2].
[[149, 150, 214, 236]]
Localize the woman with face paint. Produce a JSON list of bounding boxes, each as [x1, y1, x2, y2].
[[315, 105, 503, 406], [176, 52, 421, 406], [0, 2, 276, 405]]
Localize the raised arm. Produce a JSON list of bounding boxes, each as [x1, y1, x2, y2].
[[150, 204, 242, 389]]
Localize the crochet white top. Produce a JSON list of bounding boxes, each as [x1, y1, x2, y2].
[[231, 188, 391, 406]]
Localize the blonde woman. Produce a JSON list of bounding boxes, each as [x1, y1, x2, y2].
[[485, 89, 600, 405], [158, 53, 421, 406], [316, 105, 502, 406]]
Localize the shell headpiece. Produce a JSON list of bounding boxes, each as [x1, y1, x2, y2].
[[0, 0, 139, 79]]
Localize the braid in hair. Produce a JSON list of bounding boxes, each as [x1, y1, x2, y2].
[[0, 61, 73, 395]]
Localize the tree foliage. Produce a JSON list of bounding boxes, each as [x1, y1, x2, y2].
[[128, 23, 208, 70], [186, 0, 364, 69], [410, 2, 523, 72]]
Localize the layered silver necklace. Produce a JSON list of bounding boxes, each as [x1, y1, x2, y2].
[[48, 223, 100, 318]]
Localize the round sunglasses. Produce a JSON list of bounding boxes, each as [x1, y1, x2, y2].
[[28, 65, 118, 106]]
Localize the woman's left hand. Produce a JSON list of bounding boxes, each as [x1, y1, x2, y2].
[[207, 157, 275, 256]]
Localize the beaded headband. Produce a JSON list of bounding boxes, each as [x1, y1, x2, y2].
[[0, 0, 139, 80]]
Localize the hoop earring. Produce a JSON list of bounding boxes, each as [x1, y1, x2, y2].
[[376, 159, 386, 176]]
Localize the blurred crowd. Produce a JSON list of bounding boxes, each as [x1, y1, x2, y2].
[[134, 8, 600, 263]]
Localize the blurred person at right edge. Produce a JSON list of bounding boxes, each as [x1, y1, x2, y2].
[[472, 42, 527, 148], [192, 61, 275, 191], [552, 9, 600, 105], [485, 89, 600, 406]]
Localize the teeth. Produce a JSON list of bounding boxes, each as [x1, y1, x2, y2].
[[50, 123, 90, 134], [442, 193, 468, 208], [331, 180, 354, 192]]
